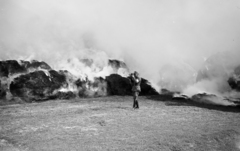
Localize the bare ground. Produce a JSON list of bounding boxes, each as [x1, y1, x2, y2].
[[0, 96, 240, 151]]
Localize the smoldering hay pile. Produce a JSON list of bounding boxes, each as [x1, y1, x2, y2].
[[176, 50, 240, 106], [0, 59, 158, 102]]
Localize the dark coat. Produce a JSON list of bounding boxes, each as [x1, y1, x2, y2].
[[130, 76, 141, 92]]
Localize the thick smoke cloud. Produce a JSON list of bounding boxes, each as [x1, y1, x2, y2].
[[1, 0, 240, 92]]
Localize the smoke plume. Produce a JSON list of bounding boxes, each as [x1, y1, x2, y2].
[[1, 0, 240, 94]]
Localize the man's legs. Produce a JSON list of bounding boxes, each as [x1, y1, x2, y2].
[[133, 91, 139, 109], [133, 92, 136, 108], [135, 100, 139, 109], [135, 91, 139, 109]]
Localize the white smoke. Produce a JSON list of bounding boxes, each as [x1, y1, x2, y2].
[[0, 0, 240, 94], [183, 50, 240, 96]]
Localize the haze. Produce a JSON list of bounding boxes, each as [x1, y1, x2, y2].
[[1, 0, 240, 91]]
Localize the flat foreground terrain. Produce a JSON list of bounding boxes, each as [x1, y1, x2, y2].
[[0, 96, 240, 151]]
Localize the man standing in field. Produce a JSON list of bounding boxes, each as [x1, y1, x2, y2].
[[130, 71, 141, 109]]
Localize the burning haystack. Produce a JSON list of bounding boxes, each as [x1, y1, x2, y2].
[[10, 70, 67, 101], [0, 59, 158, 102], [175, 51, 240, 107]]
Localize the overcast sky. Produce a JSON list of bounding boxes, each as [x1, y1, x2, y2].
[[1, 0, 240, 85]]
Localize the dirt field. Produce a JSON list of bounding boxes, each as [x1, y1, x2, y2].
[[0, 96, 240, 151]]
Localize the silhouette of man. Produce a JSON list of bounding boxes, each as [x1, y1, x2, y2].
[[130, 71, 141, 109]]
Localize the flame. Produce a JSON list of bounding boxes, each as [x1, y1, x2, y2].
[[1, 50, 129, 98], [52, 52, 129, 97]]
